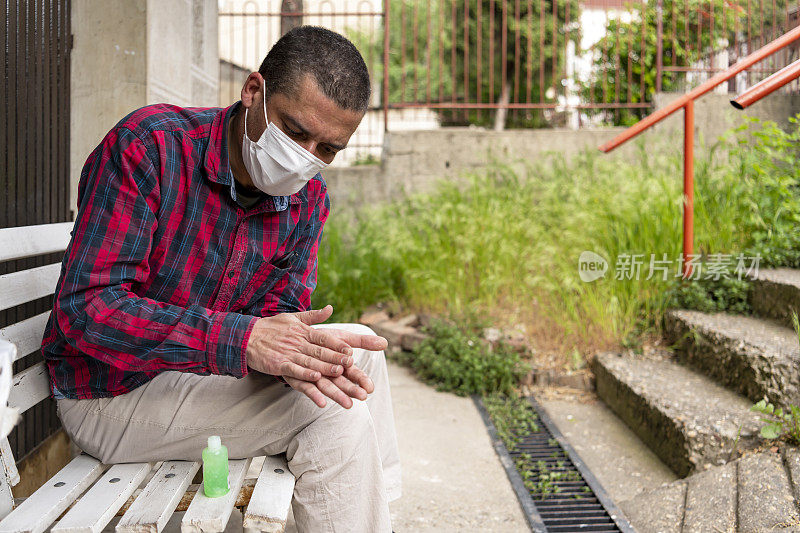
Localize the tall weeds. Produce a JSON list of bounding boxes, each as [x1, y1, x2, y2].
[[315, 117, 800, 356]]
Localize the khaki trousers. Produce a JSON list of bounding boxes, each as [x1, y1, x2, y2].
[[56, 323, 401, 533]]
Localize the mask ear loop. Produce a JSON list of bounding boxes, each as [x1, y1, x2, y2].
[[243, 81, 268, 144], [262, 80, 270, 127], [242, 106, 250, 143]]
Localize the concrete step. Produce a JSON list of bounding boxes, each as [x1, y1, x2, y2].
[[593, 352, 763, 477], [750, 268, 800, 329], [664, 309, 800, 407], [620, 449, 800, 533]]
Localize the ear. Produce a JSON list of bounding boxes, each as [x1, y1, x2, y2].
[[240, 72, 264, 109]]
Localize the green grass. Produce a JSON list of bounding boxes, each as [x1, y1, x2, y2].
[[315, 116, 800, 357]]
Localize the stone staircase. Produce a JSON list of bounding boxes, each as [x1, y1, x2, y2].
[[620, 450, 800, 532], [592, 268, 800, 531]]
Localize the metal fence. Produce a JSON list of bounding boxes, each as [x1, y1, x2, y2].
[[386, 0, 800, 128], [654, 0, 800, 95], [0, 0, 72, 461], [220, 0, 800, 162]]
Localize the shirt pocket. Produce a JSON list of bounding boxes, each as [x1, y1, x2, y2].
[[230, 251, 298, 313]]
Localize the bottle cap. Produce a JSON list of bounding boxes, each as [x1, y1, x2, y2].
[[208, 435, 221, 450]]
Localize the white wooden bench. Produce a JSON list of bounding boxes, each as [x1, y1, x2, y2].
[[0, 223, 295, 533]]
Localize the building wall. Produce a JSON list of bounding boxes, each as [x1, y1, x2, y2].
[[70, 0, 219, 212], [70, 0, 148, 214], [146, 0, 219, 107], [219, 60, 250, 107]]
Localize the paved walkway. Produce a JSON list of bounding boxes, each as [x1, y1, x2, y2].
[[386, 362, 529, 532]]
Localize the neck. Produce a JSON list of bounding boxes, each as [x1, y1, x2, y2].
[[227, 107, 256, 190]]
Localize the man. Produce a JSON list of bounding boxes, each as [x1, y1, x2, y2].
[[42, 26, 400, 531]]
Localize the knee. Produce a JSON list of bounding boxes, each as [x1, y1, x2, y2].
[[339, 399, 373, 432], [353, 343, 388, 377], [318, 400, 375, 448]]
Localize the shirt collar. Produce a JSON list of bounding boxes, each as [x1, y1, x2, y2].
[[204, 101, 303, 211]]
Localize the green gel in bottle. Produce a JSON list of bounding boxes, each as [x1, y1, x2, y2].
[[202, 436, 229, 498]]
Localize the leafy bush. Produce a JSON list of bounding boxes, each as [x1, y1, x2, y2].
[[670, 277, 751, 314], [399, 319, 527, 396]]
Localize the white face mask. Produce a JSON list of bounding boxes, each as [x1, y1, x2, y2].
[[241, 81, 329, 196]]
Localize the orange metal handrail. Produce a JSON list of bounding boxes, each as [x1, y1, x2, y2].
[[731, 59, 800, 109], [598, 25, 800, 277]]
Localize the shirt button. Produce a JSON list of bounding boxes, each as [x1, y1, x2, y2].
[[227, 270, 235, 278]]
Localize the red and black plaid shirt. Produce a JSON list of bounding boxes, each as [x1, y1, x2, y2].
[[42, 102, 330, 399]]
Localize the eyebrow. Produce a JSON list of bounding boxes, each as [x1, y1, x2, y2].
[[283, 114, 347, 152]]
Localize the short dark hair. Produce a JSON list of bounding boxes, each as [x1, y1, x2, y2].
[[259, 26, 371, 113]]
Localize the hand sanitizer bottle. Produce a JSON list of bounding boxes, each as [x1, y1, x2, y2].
[[202, 435, 229, 497]]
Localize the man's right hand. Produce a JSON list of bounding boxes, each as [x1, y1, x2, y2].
[[244, 305, 373, 408]]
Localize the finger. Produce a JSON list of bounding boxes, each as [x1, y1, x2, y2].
[[327, 329, 388, 352], [307, 328, 354, 360], [343, 364, 375, 394], [285, 376, 327, 408], [279, 360, 321, 382], [330, 374, 368, 401], [316, 377, 354, 409], [293, 350, 345, 377], [292, 305, 334, 326]]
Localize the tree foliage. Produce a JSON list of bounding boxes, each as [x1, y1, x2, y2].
[[352, 0, 579, 128], [583, 0, 787, 125]]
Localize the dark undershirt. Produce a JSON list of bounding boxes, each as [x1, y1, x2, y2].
[[228, 110, 265, 210], [234, 178, 265, 209]]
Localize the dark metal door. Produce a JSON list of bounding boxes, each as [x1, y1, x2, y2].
[[1, 0, 72, 461]]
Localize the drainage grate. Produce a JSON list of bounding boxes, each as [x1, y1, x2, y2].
[[474, 396, 634, 533]]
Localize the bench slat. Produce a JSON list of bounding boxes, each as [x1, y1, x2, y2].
[[0, 313, 50, 361], [0, 468, 13, 521], [0, 454, 103, 533], [0, 263, 61, 312], [0, 223, 72, 262], [242, 455, 295, 532], [52, 462, 153, 533], [116, 461, 200, 533], [8, 362, 50, 415], [181, 458, 251, 533], [0, 439, 19, 487]]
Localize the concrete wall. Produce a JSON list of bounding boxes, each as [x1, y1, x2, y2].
[[324, 92, 800, 212], [323, 128, 630, 212], [70, 0, 219, 213], [652, 92, 800, 144]]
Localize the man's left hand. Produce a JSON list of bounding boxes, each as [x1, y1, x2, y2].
[[284, 328, 387, 409]]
